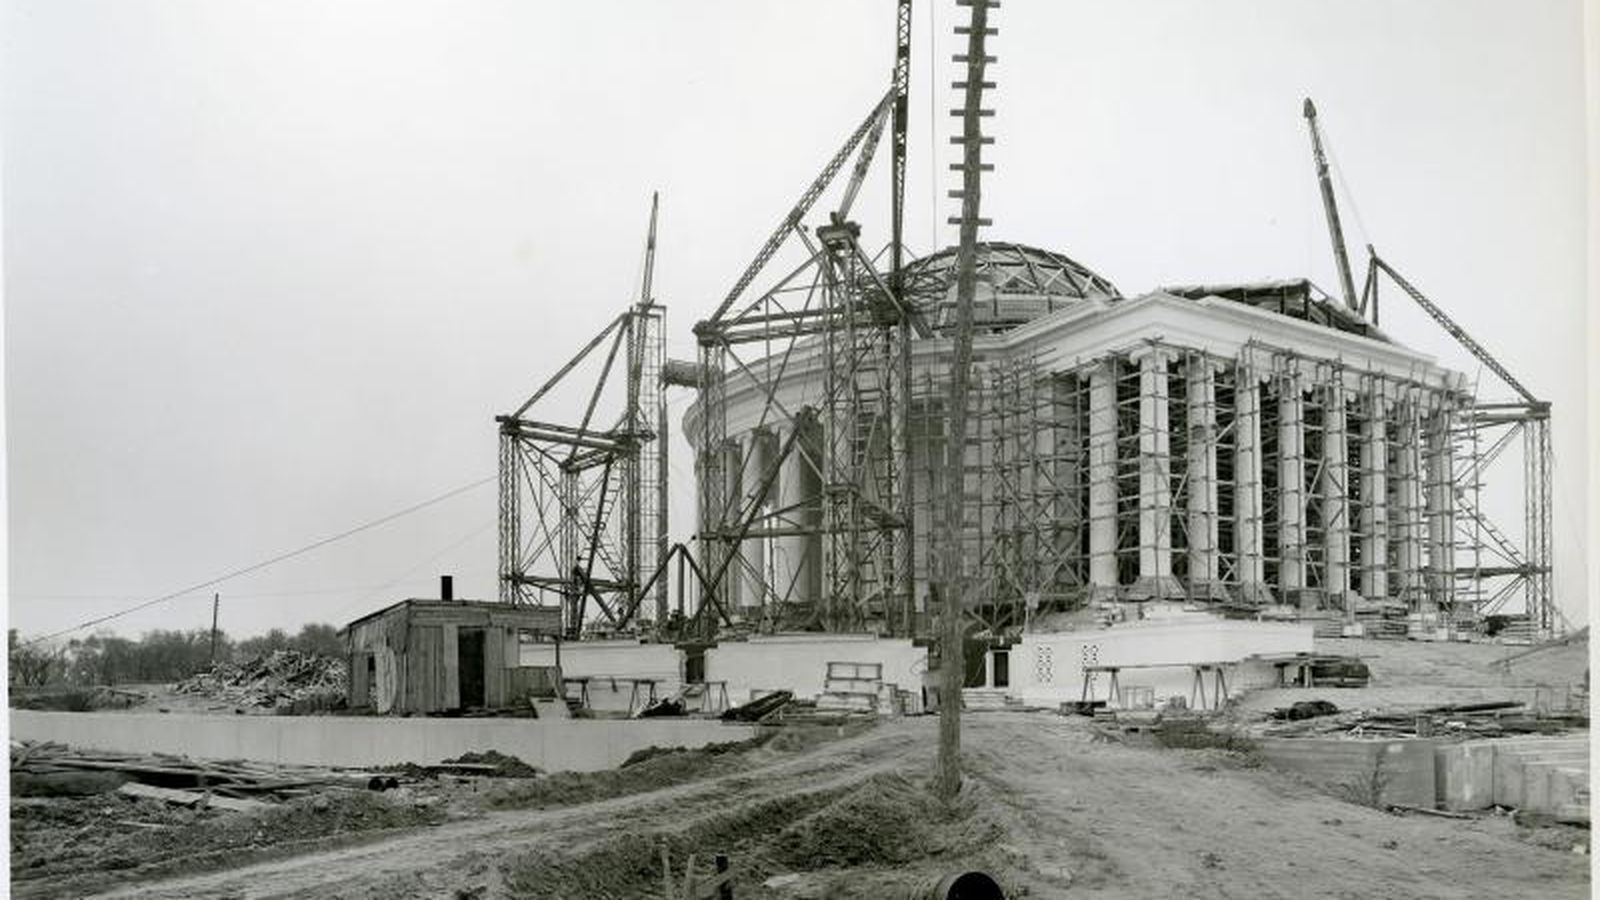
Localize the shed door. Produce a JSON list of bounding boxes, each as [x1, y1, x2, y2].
[[458, 628, 486, 708]]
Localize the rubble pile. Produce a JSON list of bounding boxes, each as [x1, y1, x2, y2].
[[174, 649, 347, 710]]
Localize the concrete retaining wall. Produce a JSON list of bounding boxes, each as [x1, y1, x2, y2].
[[1433, 736, 1590, 820], [10, 711, 757, 773], [1257, 737, 1437, 808], [1261, 733, 1590, 820]]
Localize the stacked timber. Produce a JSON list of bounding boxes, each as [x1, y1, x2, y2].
[[1260, 699, 1587, 739], [10, 739, 394, 808]]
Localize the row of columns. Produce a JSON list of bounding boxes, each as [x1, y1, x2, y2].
[[716, 422, 821, 615], [705, 351, 1458, 617], [1083, 352, 1457, 610]]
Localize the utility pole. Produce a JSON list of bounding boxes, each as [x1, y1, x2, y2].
[[209, 593, 220, 664], [939, 0, 996, 803]]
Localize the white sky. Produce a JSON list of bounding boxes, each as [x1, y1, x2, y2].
[[3, 0, 1594, 642]]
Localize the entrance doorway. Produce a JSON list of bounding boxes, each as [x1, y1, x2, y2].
[[458, 628, 486, 708]]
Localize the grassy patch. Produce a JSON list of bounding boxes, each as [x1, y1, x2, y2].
[[1152, 719, 1262, 764]]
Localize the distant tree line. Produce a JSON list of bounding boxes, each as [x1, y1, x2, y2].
[[7, 623, 344, 687]]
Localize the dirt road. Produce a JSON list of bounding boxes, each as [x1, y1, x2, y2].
[[75, 714, 1587, 899]]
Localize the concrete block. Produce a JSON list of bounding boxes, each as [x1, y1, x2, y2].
[[1524, 763, 1590, 817], [1259, 738, 1436, 808], [1436, 741, 1496, 811], [1487, 737, 1589, 810]]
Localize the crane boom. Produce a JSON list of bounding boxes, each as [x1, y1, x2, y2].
[[1370, 252, 1540, 407], [703, 90, 894, 328], [890, 0, 912, 283], [1303, 98, 1360, 313]]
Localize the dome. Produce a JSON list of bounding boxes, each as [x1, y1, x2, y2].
[[896, 241, 1121, 334]]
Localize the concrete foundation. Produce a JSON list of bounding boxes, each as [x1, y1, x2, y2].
[[10, 710, 755, 773], [705, 634, 928, 704], [519, 639, 683, 713], [1012, 615, 1312, 707]]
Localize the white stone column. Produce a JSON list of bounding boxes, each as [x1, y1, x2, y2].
[[739, 428, 773, 614], [1424, 401, 1456, 616], [1232, 363, 1273, 605], [774, 418, 818, 606], [1359, 386, 1390, 601], [722, 440, 744, 609], [1277, 370, 1309, 605], [1185, 358, 1228, 600], [1087, 361, 1120, 599], [1127, 347, 1182, 601], [1322, 375, 1356, 617], [1391, 395, 1426, 610]]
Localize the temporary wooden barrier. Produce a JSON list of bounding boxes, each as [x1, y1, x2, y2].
[[660, 847, 734, 899]]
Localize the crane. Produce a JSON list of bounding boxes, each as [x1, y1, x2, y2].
[[1303, 98, 1360, 313]]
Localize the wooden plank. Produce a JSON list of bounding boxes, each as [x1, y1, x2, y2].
[[485, 626, 505, 707], [434, 624, 448, 711], [442, 623, 461, 710], [349, 652, 370, 708], [419, 625, 443, 713], [404, 625, 425, 713], [118, 782, 269, 812]]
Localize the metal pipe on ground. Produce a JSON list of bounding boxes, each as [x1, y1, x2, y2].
[[911, 870, 1005, 900]]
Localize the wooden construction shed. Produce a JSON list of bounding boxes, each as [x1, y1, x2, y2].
[[344, 598, 562, 714]]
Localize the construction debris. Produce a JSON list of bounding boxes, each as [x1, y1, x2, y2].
[[721, 690, 793, 723], [1271, 700, 1340, 721], [1258, 699, 1587, 739], [11, 739, 393, 803], [173, 649, 347, 711]]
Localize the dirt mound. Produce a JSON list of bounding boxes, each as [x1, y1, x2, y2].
[[443, 750, 542, 778], [490, 744, 746, 810], [620, 734, 771, 768], [775, 773, 1000, 868], [173, 649, 346, 710], [498, 772, 1003, 899]]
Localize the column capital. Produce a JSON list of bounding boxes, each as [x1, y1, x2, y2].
[[1127, 343, 1179, 367], [1080, 357, 1117, 380], [1233, 360, 1273, 386], [1186, 355, 1228, 377]]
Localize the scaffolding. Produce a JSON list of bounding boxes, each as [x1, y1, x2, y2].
[[496, 202, 669, 638], [688, 87, 921, 638]]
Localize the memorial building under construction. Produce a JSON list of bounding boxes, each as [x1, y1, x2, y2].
[[491, 2, 1559, 708]]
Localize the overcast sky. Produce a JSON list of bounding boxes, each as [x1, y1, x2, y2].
[[3, 0, 1592, 642]]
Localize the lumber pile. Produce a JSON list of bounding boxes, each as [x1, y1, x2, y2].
[[1261, 699, 1587, 739], [10, 739, 390, 808], [173, 649, 347, 710]]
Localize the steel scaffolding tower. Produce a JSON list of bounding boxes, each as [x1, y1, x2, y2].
[[496, 203, 668, 638]]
